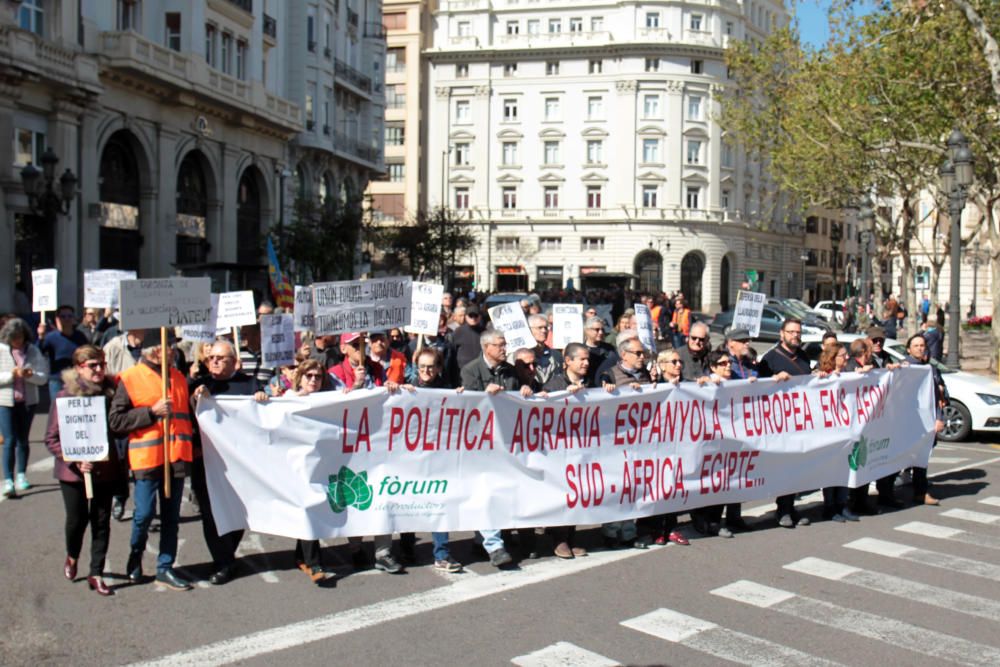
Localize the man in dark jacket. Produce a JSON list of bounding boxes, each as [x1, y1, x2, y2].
[[904, 334, 946, 506], [452, 305, 486, 370], [583, 316, 615, 386], [923, 317, 944, 362], [677, 322, 711, 381]]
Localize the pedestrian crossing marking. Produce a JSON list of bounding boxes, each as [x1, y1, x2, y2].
[[940, 508, 1000, 525], [928, 456, 968, 465], [845, 537, 1000, 579], [511, 641, 620, 667], [979, 496, 1000, 508], [711, 579, 1000, 666], [895, 520, 1000, 550], [784, 557, 1000, 622]]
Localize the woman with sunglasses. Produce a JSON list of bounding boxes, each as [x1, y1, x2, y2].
[[44, 345, 124, 596]]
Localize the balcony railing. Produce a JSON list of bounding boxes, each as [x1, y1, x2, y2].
[[455, 207, 745, 224], [333, 131, 380, 164], [334, 57, 371, 93], [365, 22, 386, 39], [263, 14, 277, 39]]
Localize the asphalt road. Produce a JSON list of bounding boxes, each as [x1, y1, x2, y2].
[[2, 429, 999, 667]]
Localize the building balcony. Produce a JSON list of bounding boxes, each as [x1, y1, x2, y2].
[[0, 25, 101, 94], [99, 31, 301, 133], [263, 14, 277, 41], [492, 30, 613, 50], [334, 57, 372, 94], [444, 0, 491, 11], [365, 23, 387, 39], [226, 0, 252, 12], [462, 206, 744, 224], [333, 130, 381, 166]]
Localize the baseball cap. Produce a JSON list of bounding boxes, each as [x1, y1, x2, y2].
[[341, 332, 362, 344], [725, 328, 751, 342], [866, 325, 887, 339]]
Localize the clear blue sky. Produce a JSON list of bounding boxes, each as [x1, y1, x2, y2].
[[794, 0, 880, 49]]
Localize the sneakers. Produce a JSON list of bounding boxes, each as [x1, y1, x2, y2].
[[374, 553, 405, 574], [796, 516, 811, 527], [667, 531, 690, 546], [840, 509, 861, 522], [433, 557, 463, 573], [15, 473, 30, 491], [571, 547, 588, 557], [553, 542, 574, 559], [488, 547, 513, 567], [778, 514, 795, 528], [2, 480, 15, 498], [717, 526, 734, 538], [828, 512, 847, 523]]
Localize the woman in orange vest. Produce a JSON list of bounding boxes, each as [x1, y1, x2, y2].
[[670, 298, 691, 350]]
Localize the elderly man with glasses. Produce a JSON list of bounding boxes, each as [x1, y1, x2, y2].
[[583, 316, 615, 386], [677, 321, 711, 381], [520, 314, 562, 386]]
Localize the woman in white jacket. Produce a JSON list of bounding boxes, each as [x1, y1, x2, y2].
[[0, 317, 50, 497]]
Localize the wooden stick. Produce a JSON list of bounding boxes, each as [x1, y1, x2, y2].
[[161, 327, 171, 499], [83, 471, 93, 500]]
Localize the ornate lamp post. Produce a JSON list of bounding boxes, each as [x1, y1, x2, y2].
[[966, 239, 981, 319], [19, 147, 78, 219], [938, 129, 974, 368], [830, 221, 842, 299], [858, 197, 875, 314]]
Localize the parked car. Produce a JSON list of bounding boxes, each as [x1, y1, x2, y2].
[[766, 298, 832, 328], [483, 292, 529, 313], [801, 333, 1000, 442], [710, 304, 830, 342], [814, 300, 846, 325]]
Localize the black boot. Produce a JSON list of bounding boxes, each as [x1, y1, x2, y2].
[[126, 550, 143, 584]]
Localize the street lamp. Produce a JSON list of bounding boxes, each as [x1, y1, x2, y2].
[[858, 196, 875, 314], [19, 147, 78, 219], [799, 250, 809, 301], [938, 128, 974, 368], [967, 239, 981, 319], [830, 221, 842, 299]]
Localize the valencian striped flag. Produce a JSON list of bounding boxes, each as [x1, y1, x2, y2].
[[266, 237, 294, 310]]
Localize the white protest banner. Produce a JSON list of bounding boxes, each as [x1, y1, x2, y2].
[[32, 269, 58, 312], [487, 302, 535, 351], [215, 290, 257, 329], [180, 293, 225, 342], [84, 269, 137, 309], [633, 303, 656, 352], [312, 277, 412, 335], [407, 281, 444, 335], [261, 313, 295, 368], [198, 367, 935, 540], [293, 285, 314, 332], [56, 396, 109, 462], [551, 304, 583, 350], [119, 278, 212, 330], [732, 290, 767, 338]]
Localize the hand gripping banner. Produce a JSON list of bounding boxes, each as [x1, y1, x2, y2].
[[197, 367, 936, 540]]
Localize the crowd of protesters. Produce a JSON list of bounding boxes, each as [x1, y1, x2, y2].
[[0, 288, 945, 596]]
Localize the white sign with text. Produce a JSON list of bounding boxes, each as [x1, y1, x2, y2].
[[84, 270, 137, 309], [487, 302, 536, 351], [551, 304, 584, 349], [119, 278, 212, 330], [293, 285, 314, 332], [215, 291, 258, 329], [260, 314, 295, 368], [56, 396, 109, 462], [32, 268, 58, 312], [732, 290, 767, 338], [634, 303, 656, 352], [406, 282, 444, 335], [311, 277, 412, 335]]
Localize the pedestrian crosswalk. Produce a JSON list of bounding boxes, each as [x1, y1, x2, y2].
[[511, 503, 1000, 666]]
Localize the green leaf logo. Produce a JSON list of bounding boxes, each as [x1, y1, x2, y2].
[[327, 466, 374, 513], [848, 436, 869, 471]]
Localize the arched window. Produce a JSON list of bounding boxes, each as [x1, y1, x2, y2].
[[98, 131, 142, 271], [237, 169, 261, 265], [681, 253, 705, 310], [176, 151, 209, 265]]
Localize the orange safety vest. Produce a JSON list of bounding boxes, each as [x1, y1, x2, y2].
[[119, 363, 194, 472]]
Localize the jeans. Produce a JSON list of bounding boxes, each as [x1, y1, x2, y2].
[[61, 480, 113, 577], [131, 476, 185, 573], [0, 402, 33, 480], [432, 532, 451, 561], [479, 529, 505, 554], [672, 333, 687, 350], [49, 377, 64, 403]]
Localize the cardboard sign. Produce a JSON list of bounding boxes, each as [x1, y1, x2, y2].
[[732, 290, 767, 338], [634, 303, 656, 352], [293, 285, 314, 332], [180, 293, 225, 342], [551, 304, 584, 350], [487, 302, 535, 351], [311, 277, 412, 335], [119, 278, 212, 330], [214, 291, 257, 329], [84, 269, 137, 309], [56, 396, 109, 462], [260, 314, 295, 368], [32, 268, 58, 312], [406, 281, 444, 335]]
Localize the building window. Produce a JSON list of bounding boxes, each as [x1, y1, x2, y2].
[[455, 99, 470, 123], [589, 59, 602, 74], [497, 236, 519, 251], [305, 85, 315, 126], [502, 188, 517, 210], [539, 237, 562, 250], [501, 141, 518, 166], [645, 12, 660, 28], [165, 13, 181, 51], [587, 96, 603, 120], [221, 32, 232, 74], [806, 217, 818, 234], [503, 98, 518, 121], [591, 16, 604, 31], [691, 59, 703, 74], [688, 95, 702, 120], [570, 18, 583, 33], [14, 128, 45, 166], [457, 21, 471, 37], [690, 14, 704, 31], [455, 187, 470, 209], [726, 21, 735, 36], [454, 142, 470, 166], [543, 187, 559, 209], [686, 186, 700, 209], [205, 24, 217, 67], [527, 20, 540, 35], [387, 84, 406, 109], [19, 0, 44, 35], [546, 61, 559, 76], [643, 94, 660, 118], [721, 143, 733, 168], [324, 11, 332, 51], [642, 138, 660, 163], [543, 141, 560, 165], [307, 12, 316, 50], [506, 20, 519, 35], [548, 19, 561, 33], [645, 58, 660, 73], [686, 140, 702, 164], [385, 125, 405, 145], [456, 63, 469, 78], [117, 0, 140, 31], [642, 185, 658, 208], [504, 63, 517, 77], [384, 12, 407, 30], [235, 40, 247, 80], [388, 163, 405, 182], [586, 140, 603, 164], [386, 48, 406, 72], [586, 186, 602, 209], [722, 189, 731, 209], [581, 237, 605, 251], [544, 97, 560, 121]]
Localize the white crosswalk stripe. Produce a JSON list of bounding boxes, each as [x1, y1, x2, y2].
[[979, 496, 1000, 508], [844, 537, 1000, 579], [620, 608, 843, 666], [940, 508, 1000, 525], [511, 642, 620, 667], [712, 580, 1000, 666], [895, 520, 1000, 550], [927, 456, 968, 465], [784, 557, 1000, 622]]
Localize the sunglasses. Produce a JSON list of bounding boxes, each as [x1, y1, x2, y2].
[[303, 372, 324, 380], [714, 360, 732, 367], [871, 338, 885, 344], [207, 355, 234, 362], [660, 359, 683, 365], [79, 361, 106, 370], [689, 336, 708, 342], [625, 349, 646, 356], [417, 364, 438, 371]]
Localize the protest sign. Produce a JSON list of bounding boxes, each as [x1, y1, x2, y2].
[[179, 293, 225, 342], [215, 290, 257, 329], [118, 278, 212, 330], [634, 303, 656, 352], [198, 367, 936, 539], [56, 396, 109, 462], [407, 281, 444, 335], [293, 285, 314, 332], [32, 269, 58, 313], [551, 304, 584, 349], [84, 269, 137, 309], [261, 314, 295, 368], [311, 277, 412, 335], [487, 302, 535, 351], [732, 290, 767, 338]]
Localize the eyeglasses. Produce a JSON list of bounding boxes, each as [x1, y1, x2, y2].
[[625, 349, 646, 356], [467, 313, 481, 318], [586, 327, 603, 332], [417, 364, 438, 371], [660, 359, 683, 365], [531, 325, 550, 331], [368, 336, 386, 343], [785, 329, 802, 336], [79, 361, 106, 370], [689, 336, 708, 343], [714, 360, 732, 367], [303, 372, 324, 380], [207, 355, 235, 362], [487, 341, 506, 347]]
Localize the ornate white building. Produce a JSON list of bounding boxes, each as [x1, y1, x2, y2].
[[424, 0, 804, 311]]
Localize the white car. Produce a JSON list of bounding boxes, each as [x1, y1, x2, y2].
[[813, 300, 845, 325], [801, 333, 1000, 442]]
